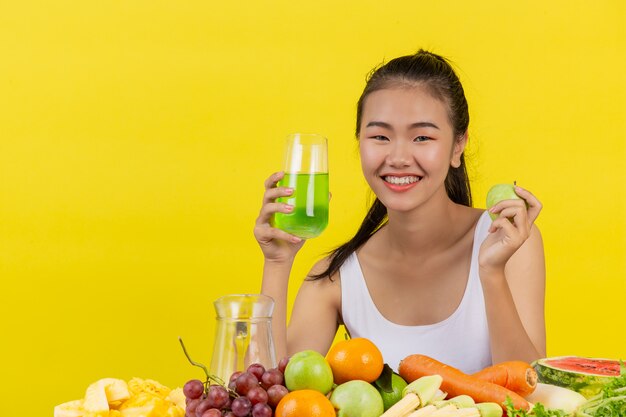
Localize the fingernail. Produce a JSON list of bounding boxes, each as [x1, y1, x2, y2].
[[292, 236, 302, 243], [285, 204, 293, 211], [285, 188, 293, 194]]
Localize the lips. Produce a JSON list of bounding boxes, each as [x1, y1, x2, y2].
[[381, 175, 422, 192], [382, 175, 422, 185]]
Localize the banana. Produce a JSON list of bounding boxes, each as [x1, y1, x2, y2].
[[128, 377, 170, 399], [54, 399, 84, 417], [103, 378, 130, 403], [56, 377, 184, 417], [83, 381, 109, 417], [84, 378, 130, 417], [166, 387, 186, 410]]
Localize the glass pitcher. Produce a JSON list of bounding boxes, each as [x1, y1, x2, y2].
[[209, 294, 276, 384]]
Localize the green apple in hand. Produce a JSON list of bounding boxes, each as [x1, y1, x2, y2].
[[284, 350, 334, 394], [330, 380, 384, 417], [486, 183, 525, 220]]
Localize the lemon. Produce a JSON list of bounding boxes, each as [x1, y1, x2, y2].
[[376, 373, 408, 411]]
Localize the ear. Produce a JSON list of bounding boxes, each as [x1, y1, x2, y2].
[[450, 132, 468, 168]]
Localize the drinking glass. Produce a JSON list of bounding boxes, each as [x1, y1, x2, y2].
[[209, 294, 276, 384], [274, 133, 329, 239]]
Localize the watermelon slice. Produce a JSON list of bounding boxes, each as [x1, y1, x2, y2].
[[533, 356, 621, 398]]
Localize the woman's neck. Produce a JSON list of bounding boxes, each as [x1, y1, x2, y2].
[[382, 196, 467, 257]]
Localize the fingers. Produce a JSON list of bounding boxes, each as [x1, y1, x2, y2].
[[514, 185, 542, 223], [264, 171, 284, 190], [264, 186, 293, 205], [490, 209, 529, 239], [488, 216, 526, 247], [256, 171, 301, 242], [256, 202, 293, 226], [488, 184, 543, 226], [254, 223, 302, 244], [259, 171, 293, 224], [488, 198, 526, 217], [496, 206, 528, 235]]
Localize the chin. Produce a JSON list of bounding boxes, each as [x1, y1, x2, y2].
[[377, 197, 421, 213]]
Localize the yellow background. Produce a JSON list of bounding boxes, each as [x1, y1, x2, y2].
[[1, 1, 625, 415]]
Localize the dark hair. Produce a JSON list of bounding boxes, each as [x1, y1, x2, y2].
[[310, 49, 472, 281]]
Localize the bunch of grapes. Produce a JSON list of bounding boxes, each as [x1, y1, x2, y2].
[[183, 357, 290, 417]]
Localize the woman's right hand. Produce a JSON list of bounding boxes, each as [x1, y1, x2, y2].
[[254, 171, 306, 263]]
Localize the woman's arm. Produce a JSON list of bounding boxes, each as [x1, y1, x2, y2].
[[480, 225, 546, 363], [261, 259, 296, 360], [478, 186, 546, 363], [285, 260, 342, 356], [255, 171, 306, 359]]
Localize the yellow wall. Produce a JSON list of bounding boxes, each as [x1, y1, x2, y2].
[[1, 1, 625, 415]]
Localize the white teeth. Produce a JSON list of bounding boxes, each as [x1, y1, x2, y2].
[[384, 176, 420, 185]]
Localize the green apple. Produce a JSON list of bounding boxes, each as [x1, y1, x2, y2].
[[485, 183, 522, 221], [330, 380, 384, 417], [283, 350, 334, 394]]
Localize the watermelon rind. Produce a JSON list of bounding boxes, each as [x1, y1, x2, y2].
[[533, 356, 619, 399]]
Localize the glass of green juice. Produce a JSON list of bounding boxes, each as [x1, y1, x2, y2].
[[274, 133, 329, 239]]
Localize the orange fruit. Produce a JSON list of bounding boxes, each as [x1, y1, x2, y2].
[[326, 337, 384, 384], [274, 389, 336, 417]]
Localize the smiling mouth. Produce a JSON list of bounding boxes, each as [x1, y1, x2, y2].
[[382, 175, 422, 185]]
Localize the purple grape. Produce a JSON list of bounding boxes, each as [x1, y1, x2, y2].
[[231, 397, 252, 417], [278, 357, 289, 373], [201, 410, 222, 417], [247, 363, 266, 381], [195, 399, 213, 417], [186, 398, 201, 413], [260, 368, 284, 389], [184, 379, 205, 400], [252, 403, 272, 417], [206, 385, 230, 409], [235, 372, 259, 395], [229, 371, 243, 383], [246, 386, 268, 405], [267, 384, 288, 408]]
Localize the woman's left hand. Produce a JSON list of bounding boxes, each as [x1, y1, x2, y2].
[[478, 185, 542, 274]]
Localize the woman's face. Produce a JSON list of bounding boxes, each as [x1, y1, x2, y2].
[[358, 85, 466, 213]]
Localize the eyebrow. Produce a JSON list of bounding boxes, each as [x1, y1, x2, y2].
[[365, 121, 440, 130]]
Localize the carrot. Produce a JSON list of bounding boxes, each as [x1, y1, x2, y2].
[[472, 361, 538, 397], [398, 354, 530, 411]]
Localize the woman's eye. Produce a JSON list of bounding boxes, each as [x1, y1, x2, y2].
[[371, 135, 389, 141], [414, 136, 431, 142]]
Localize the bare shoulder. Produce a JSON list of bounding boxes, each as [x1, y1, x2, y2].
[[288, 255, 343, 354], [300, 256, 341, 304], [454, 205, 486, 237]]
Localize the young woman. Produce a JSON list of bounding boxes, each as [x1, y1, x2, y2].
[[254, 50, 546, 373]]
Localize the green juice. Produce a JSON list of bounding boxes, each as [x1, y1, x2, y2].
[[275, 173, 329, 239]]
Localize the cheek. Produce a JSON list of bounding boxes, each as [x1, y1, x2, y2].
[[358, 143, 379, 170], [425, 146, 452, 165]]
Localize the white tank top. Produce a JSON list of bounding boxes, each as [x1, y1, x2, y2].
[[339, 210, 492, 374]]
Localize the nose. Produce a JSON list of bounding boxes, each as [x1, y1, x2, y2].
[[386, 140, 412, 167]]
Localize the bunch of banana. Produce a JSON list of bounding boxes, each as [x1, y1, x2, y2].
[[54, 377, 185, 417]]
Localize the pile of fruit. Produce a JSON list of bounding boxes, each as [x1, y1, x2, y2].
[[178, 337, 625, 417], [54, 377, 186, 417], [55, 337, 624, 417], [183, 358, 290, 417], [181, 337, 390, 417]]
